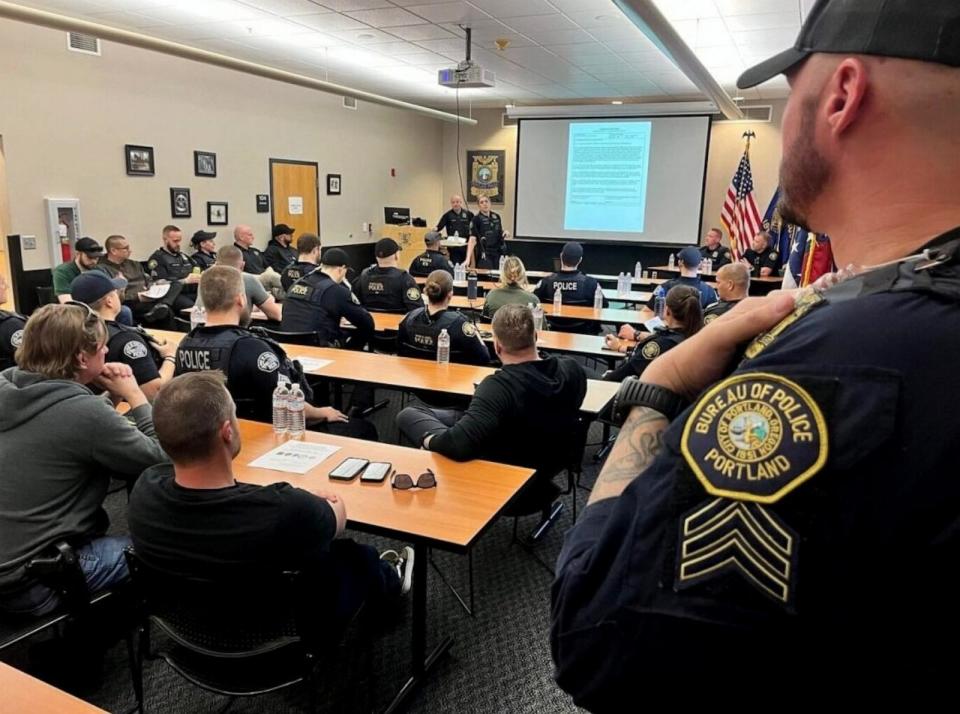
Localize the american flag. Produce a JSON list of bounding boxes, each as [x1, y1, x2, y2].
[[720, 149, 763, 260]]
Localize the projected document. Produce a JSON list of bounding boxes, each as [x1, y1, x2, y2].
[[563, 121, 652, 233]]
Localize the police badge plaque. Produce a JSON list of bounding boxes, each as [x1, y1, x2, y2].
[[466, 150, 505, 204]]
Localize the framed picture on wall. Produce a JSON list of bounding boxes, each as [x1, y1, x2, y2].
[[207, 201, 228, 225], [170, 187, 191, 218], [125, 144, 155, 176], [194, 151, 217, 177], [327, 174, 341, 195], [466, 149, 505, 203]]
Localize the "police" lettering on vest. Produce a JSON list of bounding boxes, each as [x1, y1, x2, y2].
[[178, 350, 211, 371]]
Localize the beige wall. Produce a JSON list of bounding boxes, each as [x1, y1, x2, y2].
[[442, 102, 786, 244], [0, 20, 444, 272]]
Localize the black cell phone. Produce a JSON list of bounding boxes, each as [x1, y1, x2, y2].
[[361, 462, 392, 483], [329, 457, 368, 481]]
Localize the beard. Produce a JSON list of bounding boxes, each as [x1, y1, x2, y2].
[[779, 98, 831, 232]]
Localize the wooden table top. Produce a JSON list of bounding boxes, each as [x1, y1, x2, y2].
[[152, 330, 620, 413], [648, 265, 783, 284], [235, 420, 533, 551], [0, 663, 108, 714]]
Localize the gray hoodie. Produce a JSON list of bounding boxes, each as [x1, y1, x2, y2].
[[0, 367, 168, 591]]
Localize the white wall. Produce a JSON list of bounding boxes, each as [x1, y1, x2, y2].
[[0, 20, 445, 271]]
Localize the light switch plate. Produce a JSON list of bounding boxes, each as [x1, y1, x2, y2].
[[22, 235, 37, 250]]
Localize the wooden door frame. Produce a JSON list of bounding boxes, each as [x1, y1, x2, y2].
[[268, 158, 320, 237]]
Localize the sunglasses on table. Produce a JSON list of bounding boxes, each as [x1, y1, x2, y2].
[[391, 468, 437, 490]]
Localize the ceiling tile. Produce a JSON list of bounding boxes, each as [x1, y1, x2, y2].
[[370, 40, 435, 54], [563, 11, 631, 30], [467, 0, 557, 19], [344, 7, 428, 27], [240, 0, 334, 15], [290, 12, 367, 31], [132, 1, 271, 24], [403, 2, 491, 24], [522, 28, 595, 45], [396, 49, 450, 65], [732, 26, 798, 51], [330, 27, 400, 43], [546, 0, 618, 13], [652, 0, 719, 20], [412, 37, 467, 55], [502, 13, 576, 34], [86, 10, 172, 29], [313, 0, 392, 10], [388, 24, 458, 40], [390, 0, 453, 5], [715, 0, 799, 16], [722, 12, 799, 32]]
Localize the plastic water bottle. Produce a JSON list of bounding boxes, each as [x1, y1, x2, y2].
[[190, 305, 206, 331], [553, 288, 562, 314], [653, 285, 666, 319], [634, 261, 642, 281], [617, 272, 628, 297], [668, 253, 676, 269], [706, 259, 713, 274], [499, 254, 506, 272], [531, 302, 544, 332], [593, 284, 604, 311], [272, 377, 289, 436], [437, 328, 451, 364], [287, 383, 305, 438], [467, 272, 478, 301]]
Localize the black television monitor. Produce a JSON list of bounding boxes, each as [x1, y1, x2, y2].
[[384, 206, 410, 225]]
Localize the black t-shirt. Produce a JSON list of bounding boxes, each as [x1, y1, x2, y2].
[[436, 208, 473, 238], [264, 239, 297, 273], [699, 244, 732, 268], [106, 322, 161, 386], [743, 246, 780, 274], [0, 310, 26, 372], [128, 464, 336, 580]]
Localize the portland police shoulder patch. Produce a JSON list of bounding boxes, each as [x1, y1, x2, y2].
[[462, 321, 477, 337], [257, 352, 280, 372], [704, 313, 719, 325], [123, 340, 149, 360], [681, 372, 828, 504], [147, 259, 158, 270], [641, 340, 660, 360], [10, 329, 23, 348], [406, 287, 421, 301]]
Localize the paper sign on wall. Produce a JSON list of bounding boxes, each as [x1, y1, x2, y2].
[[288, 196, 304, 215]]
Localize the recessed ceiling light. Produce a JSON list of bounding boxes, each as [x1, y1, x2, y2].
[[357, 33, 375, 41], [732, 95, 745, 101], [611, 100, 623, 105], [595, 14, 612, 21]]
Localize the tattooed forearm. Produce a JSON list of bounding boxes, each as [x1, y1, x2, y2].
[[588, 406, 668, 505]]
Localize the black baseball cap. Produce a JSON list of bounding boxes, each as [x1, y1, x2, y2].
[[561, 242, 583, 264], [739, 0, 960, 89], [191, 230, 216, 246], [375, 237, 400, 258], [321, 247, 349, 267], [71, 271, 125, 304], [74, 237, 104, 255], [272, 223, 295, 238]]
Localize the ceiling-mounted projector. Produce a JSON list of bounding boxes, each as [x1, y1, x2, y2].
[[438, 27, 496, 89]]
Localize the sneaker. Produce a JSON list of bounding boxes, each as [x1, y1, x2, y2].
[[380, 546, 415, 596]]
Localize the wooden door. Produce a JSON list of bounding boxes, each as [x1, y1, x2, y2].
[[269, 159, 319, 238]]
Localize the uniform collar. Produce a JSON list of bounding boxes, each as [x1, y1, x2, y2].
[[160, 247, 182, 256]]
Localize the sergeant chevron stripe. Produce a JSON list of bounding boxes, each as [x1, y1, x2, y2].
[[677, 498, 797, 604]]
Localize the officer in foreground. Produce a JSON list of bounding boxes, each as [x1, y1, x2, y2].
[[175, 266, 375, 439], [552, 0, 960, 702], [352, 238, 422, 313], [409, 231, 454, 277]]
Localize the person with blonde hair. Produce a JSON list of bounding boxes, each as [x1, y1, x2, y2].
[[482, 255, 539, 319], [0, 303, 166, 615]]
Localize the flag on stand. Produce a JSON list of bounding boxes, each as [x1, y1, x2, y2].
[[762, 186, 835, 288], [720, 144, 763, 260]]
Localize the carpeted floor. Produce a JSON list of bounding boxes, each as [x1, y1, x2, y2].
[[1, 364, 613, 714]]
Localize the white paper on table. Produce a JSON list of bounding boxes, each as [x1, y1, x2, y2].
[[138, 283, 170, 299], [293, 356, 333, 372], [288, 196, 304, 215], [642, 316, 665, 332], [248, 441, 340, 474]]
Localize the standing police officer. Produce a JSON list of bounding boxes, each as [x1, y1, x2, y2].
[[353, 238, 422, 313], [552, 0, 960, 700], [468, 195, 510, 269], [409, 231, 454, 277], [741, 230, 780, 276], [190, 230, 218, 271], [148, 225, 200, 311], [698, 227, 733, 268], [176, 265, 375, 439], [0, 274, 25, 372], [436, 194, 473, 264], [281, 233, 321, 292], [281, 248, 374, 350], [399, 270, 490, 365]]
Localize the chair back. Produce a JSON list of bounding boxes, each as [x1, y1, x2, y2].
[[258, 327, 322, 347], [35, 286, 56, 307]]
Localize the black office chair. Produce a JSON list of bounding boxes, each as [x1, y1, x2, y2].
[[125, 548, 343, 713], [172, 316, 193, 333], [256, 326, 322, 347], [36, 286, 56, 307]]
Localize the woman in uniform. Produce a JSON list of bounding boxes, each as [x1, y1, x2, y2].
[[467, 195, 510, 269]]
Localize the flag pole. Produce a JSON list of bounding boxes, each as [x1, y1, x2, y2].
[[742, 130, 756, 155]]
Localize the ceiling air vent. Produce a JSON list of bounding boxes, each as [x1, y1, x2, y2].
[[718, 104, 772, 123], [342, 96, 358, 110], [67, 32, 100, 56]]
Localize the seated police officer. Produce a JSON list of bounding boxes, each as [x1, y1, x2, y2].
[[534, 242, 605, 333], [264, 223, 297, 274], [399, 270, 490, 365], [97, 234, 175, 325], [234, 224, 283, 297], [409, 231, 454, 278], [0, 273, 26, 372], [281, 248, 374, 350], [353, 238, 422, 313], [602, 286, 703, 382], [73, 272, 176, 402], [703, 262, 750, 324], [176, 266, 375, 439], [189, 229, 218, 271], [698, 227, 733, 268], [147, 225, 200, 312], [741, 230, 780, 276], [281, 233, 321, 292]]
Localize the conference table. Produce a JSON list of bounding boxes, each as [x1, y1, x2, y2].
[[412, 277, 651, 307], [0, 662, 108, 714], [234, 419, 534, 712]]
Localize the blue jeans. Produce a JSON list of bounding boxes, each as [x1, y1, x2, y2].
[[0, 536, 131, 617], [116, 305, 134, 326]]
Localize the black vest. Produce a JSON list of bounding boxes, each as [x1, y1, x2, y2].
[[703, 298, 742, 324], [399, 307, 469, 360], [281, 272, 342, 344], [0, 310, 26, 371], [281, 261, 318, 291], [410, 250, 452, 277], [438, 208, 473, 238], [191, 250, 217, 271], [355, 266, 413, 313], [538, 270, 596, 305]]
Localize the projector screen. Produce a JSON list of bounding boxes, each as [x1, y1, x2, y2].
[[515, 115, 711, 245]]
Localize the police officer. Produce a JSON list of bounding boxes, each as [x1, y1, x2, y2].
[[436, 194, 473, 264], [176, 265, 376, 439], [353, 238, 422, 313], [233, 224, 267, 275], [552, 0, 960, 698], [741, 230, 780, 276], [281, 248, 374, 350], [0, 274, 25, 371], [468, 195, 510, 269], [281, 233, 321, 292], [264, 223, 297, 274], [533, 242, 605, 333], [189, 230, 218, 271], [601, 285, 702, 382], [409, 231, 454, 278], [698, 227, 733, 268], [399, 270, 490, 366], [148, 225, 200, 311], [72, 271, 176, 401], [703, 262, 750, 324]]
